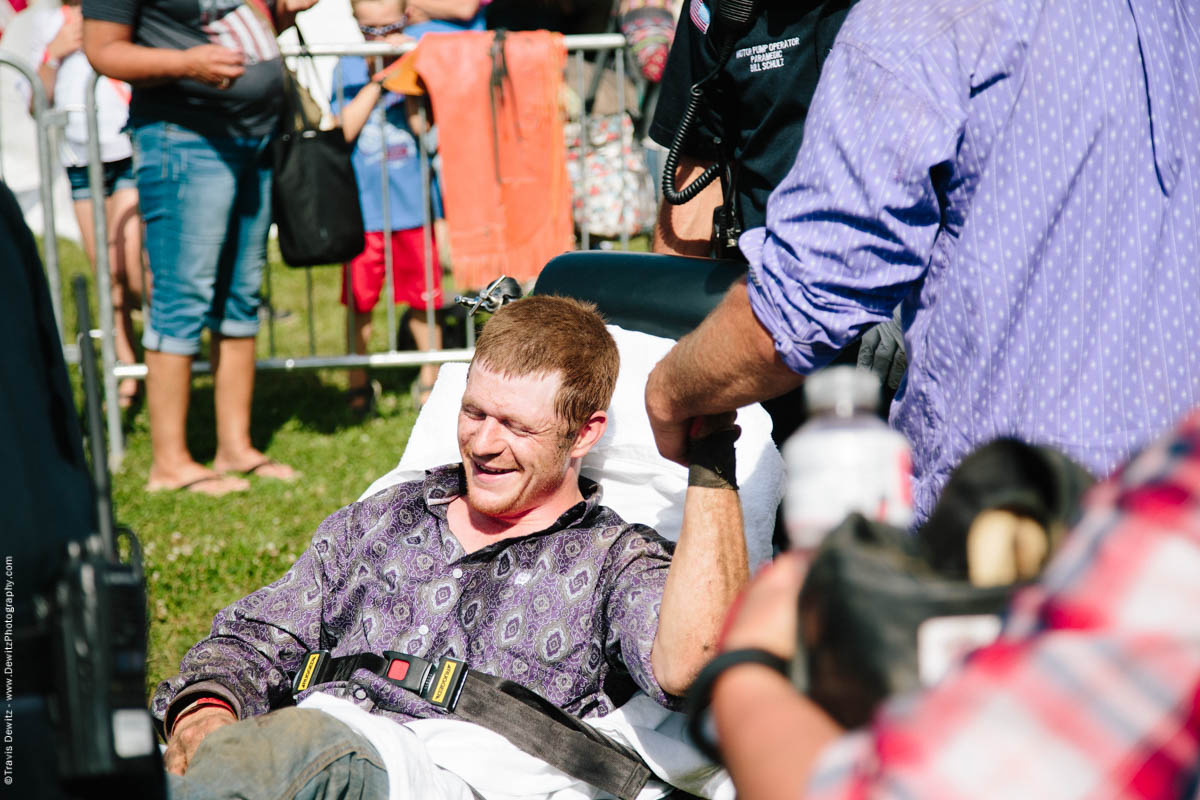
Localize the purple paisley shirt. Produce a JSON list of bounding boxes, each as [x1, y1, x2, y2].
[[152, 465, 678, 728]]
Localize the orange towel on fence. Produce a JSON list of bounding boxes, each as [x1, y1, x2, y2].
[[391, 31, 572, 290]]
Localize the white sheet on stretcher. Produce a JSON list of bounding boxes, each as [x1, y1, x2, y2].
[[301, 690, 730, 800], [355, 325, 785, 799]]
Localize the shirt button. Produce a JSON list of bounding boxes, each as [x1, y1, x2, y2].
[[452, 568, 463, 579], [418, 624, 429, 635]]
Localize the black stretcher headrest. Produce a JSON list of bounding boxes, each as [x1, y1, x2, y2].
[[533, 252, 746, 340]]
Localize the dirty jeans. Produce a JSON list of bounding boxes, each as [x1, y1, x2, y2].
[[166, 708, 388, 800]]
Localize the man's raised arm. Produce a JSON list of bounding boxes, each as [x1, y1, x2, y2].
[[650, 415, 750, 695]]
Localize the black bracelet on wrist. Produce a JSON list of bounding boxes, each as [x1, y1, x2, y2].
[[686, 425, 740, 490], [686, 648, 789, 763]]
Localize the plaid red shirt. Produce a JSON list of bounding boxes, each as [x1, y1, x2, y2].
[[806, 409, 1200, 800]]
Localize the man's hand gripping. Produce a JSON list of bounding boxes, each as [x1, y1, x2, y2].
[[163, 701, 238, 776]]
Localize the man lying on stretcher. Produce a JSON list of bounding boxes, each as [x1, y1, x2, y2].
[[155, 295, 750, 798]]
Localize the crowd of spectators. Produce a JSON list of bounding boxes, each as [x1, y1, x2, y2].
[[7, 0, 678, 489]]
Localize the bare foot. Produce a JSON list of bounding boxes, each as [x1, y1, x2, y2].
[[147, 465, 250, 496], [213, 451, 300, 482]]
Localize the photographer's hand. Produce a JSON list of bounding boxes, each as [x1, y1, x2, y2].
[[710, 553, 842, 800], [719, 551, 809, 659], [164, 704, 237, 775]]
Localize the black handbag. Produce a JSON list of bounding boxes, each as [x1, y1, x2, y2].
[[271, 35, 365, 267]]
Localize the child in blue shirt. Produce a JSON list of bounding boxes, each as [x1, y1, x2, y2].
[[331, 0, 446, 414]]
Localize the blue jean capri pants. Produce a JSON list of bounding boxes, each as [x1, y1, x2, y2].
[[132, 120, 272, 356]]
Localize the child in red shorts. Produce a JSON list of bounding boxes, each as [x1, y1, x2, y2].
[[340, 227, 442, 413]]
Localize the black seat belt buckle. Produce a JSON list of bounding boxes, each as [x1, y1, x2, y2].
[[382, 651, 436, 693], [293, 649, 331, 693], [423, 657, 468, 711]]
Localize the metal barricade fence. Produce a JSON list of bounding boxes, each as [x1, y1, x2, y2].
[[15, 32, 640, 468], [1, 53, 147, 467], [0, 55, 64, 348]]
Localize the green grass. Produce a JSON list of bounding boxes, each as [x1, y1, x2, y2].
[[49, 237, 424, 693]]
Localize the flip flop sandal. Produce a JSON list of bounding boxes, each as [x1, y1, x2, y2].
[[235, 459, 300, 481], [147, 474, 249, 496]]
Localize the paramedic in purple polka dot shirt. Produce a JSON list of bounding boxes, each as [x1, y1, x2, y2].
[[646, 0, 1200, 526]]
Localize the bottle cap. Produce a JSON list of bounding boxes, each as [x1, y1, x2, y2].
[[804, 366, 880, 417]]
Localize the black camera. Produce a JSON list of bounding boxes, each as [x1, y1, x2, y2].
[[38, 530, 159, 787], [794, 439, 1095, 728]]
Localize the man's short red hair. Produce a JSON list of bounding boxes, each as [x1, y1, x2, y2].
[[472, 295, 619, 433]]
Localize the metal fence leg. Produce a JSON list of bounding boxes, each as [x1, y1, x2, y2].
[[305, 267, 317, 356], [329, 63, 356, 368], [575, 49, 590, 252], [418, 104, 436, 371], [85, 73, 124, 467], [36, 104, 65, 346], [616, 46, 629, 251], [344, 261, 356, 358], [378, 96, 397, 357], [266, 253, 279, 356]]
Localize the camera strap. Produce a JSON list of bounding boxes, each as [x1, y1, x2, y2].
[[290, 650, 652, 800]]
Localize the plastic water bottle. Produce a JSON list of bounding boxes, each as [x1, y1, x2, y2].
[[783, 366, 913, 552]]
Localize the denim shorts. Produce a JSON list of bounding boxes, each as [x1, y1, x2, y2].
[[131, 120, 272, 356], [65, 157, 136, 201]]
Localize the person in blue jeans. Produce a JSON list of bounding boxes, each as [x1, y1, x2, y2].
[[82, 0, 316, 495]]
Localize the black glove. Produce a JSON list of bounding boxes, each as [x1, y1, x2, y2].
[[686, 420, 741, 490], [857, 317, 907, 392]]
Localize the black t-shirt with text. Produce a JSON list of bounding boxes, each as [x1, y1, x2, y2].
[[650, 0, 856, 233], [82, 0, 284, 137]]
